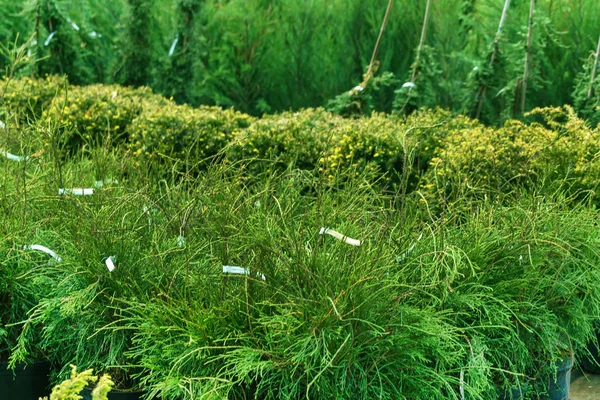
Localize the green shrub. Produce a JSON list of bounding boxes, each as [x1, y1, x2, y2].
[[129, 102, 253, 170], [0, 75, 66, 123], [398, 196, 600, 396], [122, 168, 468, 400], [422, 106, 600, 203], [42, 83, 167, 152], [226, 108, 338, 177]]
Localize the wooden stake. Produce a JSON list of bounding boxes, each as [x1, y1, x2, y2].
[[475, 0, 511, 120], [521, 0, 535, 114], [411, 0, 432, 83], [361, 0, 394, 88], [588, 34, 600, 100]]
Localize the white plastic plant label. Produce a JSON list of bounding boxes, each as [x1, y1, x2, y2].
[[349, 85, 364, 95], [105, 256, 116, 272], [319, 228, 361, 247], [89, 31, 102, 39], [177, 235, 186, 247], [168, 36, 178, 57], [44, 31, 56, 47], [3, 151, 29, 162], [223, 265, 266, 281], [0, 120, 5, 128], [402, 81, 416, 89], [71, 22, 80, 31], [23, 244, 62, 262], [58, 188, 94, 196]]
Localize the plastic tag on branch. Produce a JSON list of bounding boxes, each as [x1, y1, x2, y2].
[[3, 151, 29, 162], [23, 244, 62, 262], [44, 31, 56, 47], [177, 235, 186, 247], [223, 265, 266, 281], [319, 228, 361, 247], [105, 256, 116, 272], [89, 31, 102, 39], [0, 120, 5, 129], [401, 82, 416, 89], [168, 36, 178, 57], [59, 188, 94, 196], [349, 85, 364, 95], [70, 22, 79, 31]]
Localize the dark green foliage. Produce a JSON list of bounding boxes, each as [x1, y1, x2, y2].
[[118, 0, 155, 87], [0, 0, 596, 123], [572, 43, 600, 128], [157, 0, 204, 105]]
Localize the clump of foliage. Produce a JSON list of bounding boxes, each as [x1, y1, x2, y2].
[[1, 75, 66, 124], [39, 365, 114, 400], [572, 43, 600, 128], [42, 84, 165, 152], [226, 108, 339, 178], [422, 106, 600, 205], [129, 102, 254, 171]]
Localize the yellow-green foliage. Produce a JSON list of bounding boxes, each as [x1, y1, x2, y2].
[[227, 108, 340, 175], [129, 103, 254, 167], [325, 113, 405, 180], [1, 75, 66, 123], [39, 365, 114, 400], [43, 84, 168, 151], [424, 106, 600, 201], [323, 109, 476, 186]]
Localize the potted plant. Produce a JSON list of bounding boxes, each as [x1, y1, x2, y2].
[[0, 236, 55, 400]]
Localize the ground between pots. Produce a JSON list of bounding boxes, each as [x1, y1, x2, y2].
[[570, 370, 600, 399]]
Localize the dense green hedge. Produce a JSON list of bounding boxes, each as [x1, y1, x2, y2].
[[2, 77, 600, 200]]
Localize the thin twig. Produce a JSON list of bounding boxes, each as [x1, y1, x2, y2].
[[475, 0, 511, 119], [588, 34, 600, 100], [411, 0, 432, 83], [361, 0, 394, 88], [521, 0, 535, 114]]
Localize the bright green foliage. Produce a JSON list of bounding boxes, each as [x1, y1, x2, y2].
[[0, 236, 56, 363], [3, 81, 600, 398], [40, 365, 114, 400], [121, 169, 467, 399], [398, 198, 600, 396]]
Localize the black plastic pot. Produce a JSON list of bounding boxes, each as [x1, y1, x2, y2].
[[0, 360, 51, 400], [82, 386, 144, 400], [545, 355, 573, 400], [581, 331, 600, 374]]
